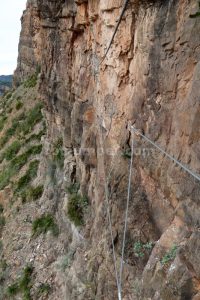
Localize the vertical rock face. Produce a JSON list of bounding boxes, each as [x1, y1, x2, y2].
[[10, 0, 200, 299], [14, 0, 42, 86]]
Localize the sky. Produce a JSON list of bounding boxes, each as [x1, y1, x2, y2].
[[0, 0, 27, 75]]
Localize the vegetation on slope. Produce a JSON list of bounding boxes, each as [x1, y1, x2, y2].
[[66, 183, 89, 226], [0, 75, 49, 299], [0, 79, 46, 195]]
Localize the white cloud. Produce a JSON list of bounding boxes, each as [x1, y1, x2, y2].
[[0, 0, 26, 75]]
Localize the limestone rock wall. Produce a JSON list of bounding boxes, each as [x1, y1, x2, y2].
[[13, 0, 200, 299]]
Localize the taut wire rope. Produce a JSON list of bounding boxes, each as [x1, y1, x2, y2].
[[130, 126, 200, 182], [119, 132, 134, 295]]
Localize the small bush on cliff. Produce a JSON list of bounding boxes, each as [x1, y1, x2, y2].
[[19, 103, 43, 135], [53, 137, 64, 168], [0, 259, 8, 285], [22, 185, 44, 203], [0, 120, 18, 147], [16, 100, 23, 110], [5, 92, 12, 100], [67, 185, 89, 226], [19, 265, 33, 299], [0, 115, 7, 132], [32, 214, 59, 237], [0, 113, 25, 147], [0, 103, 43, 148], [0, 168, 14, 190], [0, 241, 3, 252], [7, 264, 33, 300], [0, 144, 42, 191], [15, 160, 39, 192], [11, 153, 28, 171], [1, 140, 21, 161], [0, 204, 4, 214], [0, 208, 5, 234], [66, 183, 80, 195], [133, 241, 154, 258], [122, 149, 132, 159], [27, 185, 44, 201], [24, 73, 38, 88], [11, 144, 41, 167], [161, 245, 178, 265], [26, 144, 42, 156], [7, 282, 19, 296], [0, 216, 5, 227], [37, 283, 51, 297]]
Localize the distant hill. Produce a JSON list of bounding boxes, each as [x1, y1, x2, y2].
[[0, 75, 12, 95], [0, 75, 12, 83]]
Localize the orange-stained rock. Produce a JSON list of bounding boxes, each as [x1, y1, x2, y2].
[[4, 0, 200, 299]]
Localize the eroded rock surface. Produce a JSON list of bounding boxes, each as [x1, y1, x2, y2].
[[0, 0, 200, 299]]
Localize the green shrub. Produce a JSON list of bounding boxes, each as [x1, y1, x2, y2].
[[24, 73, 38, 88], [5, 92, 12, 100], [23, 185, 44, 202], [133, 242, 144, 258], [161, 245, 178, 265], [19, 103, 43, 135], [16, 100, 23, 110], [19, 265, 33, 299], [53, 137, 64, 168], [11, 145, 41, 170], [0, 116, 7, 132], [0, 259, 7, 271], [0, 215, 5, 235], [0, 259, 7, 284], [15, 160, 39, 192], [122, 149, 131, 159], [7, 282, 19, 296], [0, 123, 17, 147], [66, 183, 80, 195], [18, 190, 27, 203], [0, 113, 25, 147], [0, 241, 3, 252], [2, 140, 21, 161], [67, 192, 88, 226], [26, 144, 42, 156], [37, 283, 51, 296], [0, 204, 4, 214], [0, 216, 5, 227], [0, 142, 41, 191], [0, 103, 43, 147], [133, 241, 153, 258], [7, 264, 33, 300], [11, 152, 29, 171], [28, 185, 43, 201], [32, 214, 58, 237], [0, 168, 14, 190], [0, 151, 34, 190]]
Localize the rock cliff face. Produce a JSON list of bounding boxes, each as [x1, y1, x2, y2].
[[1, 0, 200, 299]]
